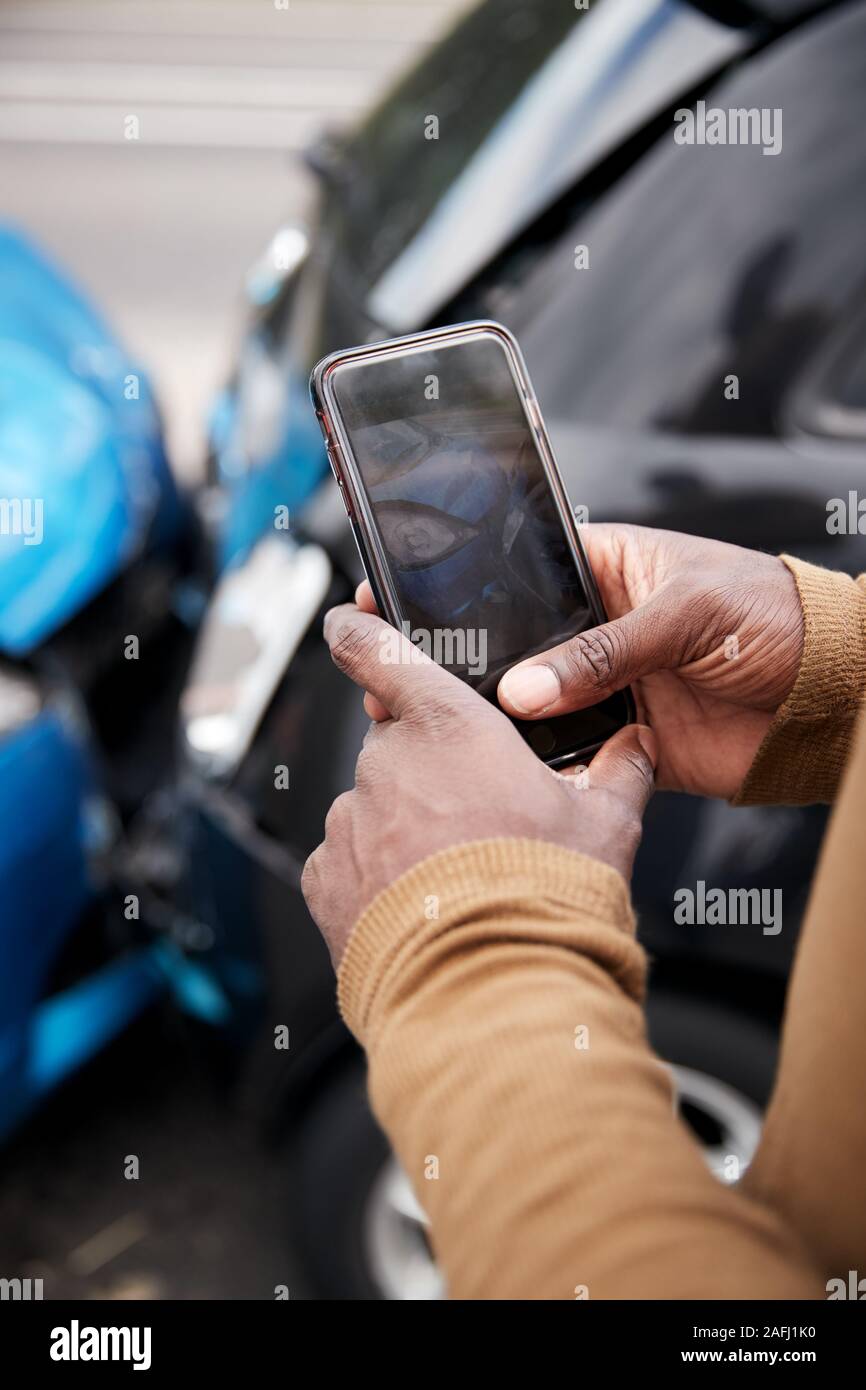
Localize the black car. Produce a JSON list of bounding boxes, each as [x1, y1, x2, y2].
[[174, 0, 866, 1298]]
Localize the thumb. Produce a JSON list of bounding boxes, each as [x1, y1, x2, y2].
[[498, 596, 675, 718], [572, 724, 657, 817]]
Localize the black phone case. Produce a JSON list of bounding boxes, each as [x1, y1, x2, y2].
[[310, 322, 635, 766]]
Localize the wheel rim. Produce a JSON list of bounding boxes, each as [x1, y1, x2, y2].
[[362, 1062, 762, 1300], [669, 1062, 763, 1182], [363, 1158, 446, 1301]]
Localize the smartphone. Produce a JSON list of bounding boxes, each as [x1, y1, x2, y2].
[[310, 320, 634, 766]]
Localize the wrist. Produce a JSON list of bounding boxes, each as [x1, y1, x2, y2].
[[337, 837, 639, 1045], [734, 557, 866, 805]]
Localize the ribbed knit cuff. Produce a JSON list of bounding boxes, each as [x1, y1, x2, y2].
[[337, 837, 639, 1045], [734, 557, 866, 806]]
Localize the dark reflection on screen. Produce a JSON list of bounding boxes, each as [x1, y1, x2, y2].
[[331, 334, 628, 753]]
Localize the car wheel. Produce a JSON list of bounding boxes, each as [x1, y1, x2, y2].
[[646, 987, 776, 1183]]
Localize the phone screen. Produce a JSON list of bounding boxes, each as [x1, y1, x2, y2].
[[327, 332, 631, 761]]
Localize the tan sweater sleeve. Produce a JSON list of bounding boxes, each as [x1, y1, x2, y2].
[[338, 838, 822, 1300], [733, 557, 866, 806]]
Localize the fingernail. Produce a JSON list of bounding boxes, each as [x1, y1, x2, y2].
[[501, 664, 561, 714], [636, 725, 658, 769]]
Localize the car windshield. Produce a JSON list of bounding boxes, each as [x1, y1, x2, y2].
[[334, 0, 745, 328], [336, 0, 578, 290]]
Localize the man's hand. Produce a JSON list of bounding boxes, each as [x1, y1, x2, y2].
[[497, 524, 804, 799], [302, 604, 657, 967]]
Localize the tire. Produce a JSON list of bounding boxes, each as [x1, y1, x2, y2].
[[646, 987, 778, 1181], [646, 987, 779, 1107]]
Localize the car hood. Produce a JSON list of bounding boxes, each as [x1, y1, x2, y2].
[[0, 227, 179, 656]]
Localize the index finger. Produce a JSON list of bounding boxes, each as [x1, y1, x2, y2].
[[354, 579, 377, 614]]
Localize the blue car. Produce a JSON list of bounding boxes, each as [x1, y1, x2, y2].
[[0, 225, 201, 1139]]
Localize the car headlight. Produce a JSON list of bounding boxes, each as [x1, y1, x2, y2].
[[244, 225, 309, 309], [180, 535, 332, 779], [0, 663, 41, 737]]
